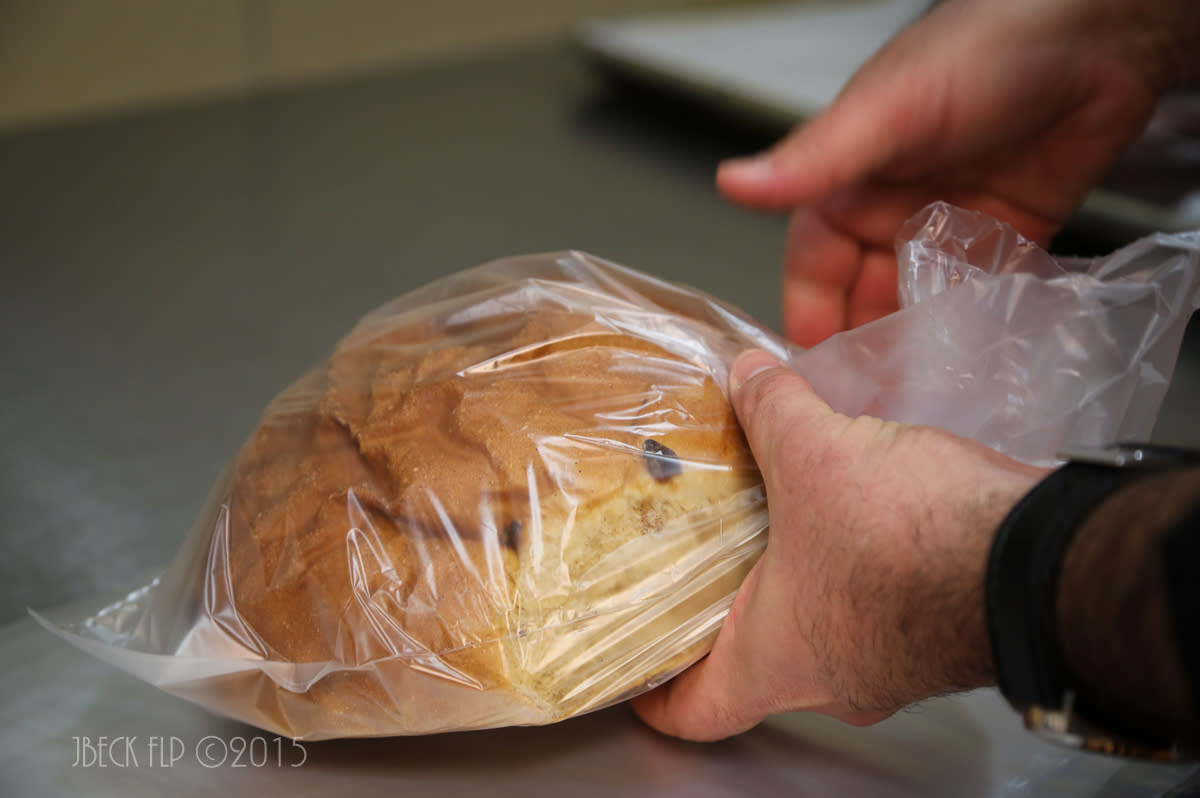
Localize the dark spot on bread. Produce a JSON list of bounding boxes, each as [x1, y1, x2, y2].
[[642, 439, 681, 483], [501, 520, 522, 550]]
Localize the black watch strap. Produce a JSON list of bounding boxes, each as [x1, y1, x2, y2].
[[985, 461, 1139, 711], [1163, 498, 1200, 730], [986, 442, 1200, 759]]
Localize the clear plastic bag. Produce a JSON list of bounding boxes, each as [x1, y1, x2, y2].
[[793, 202, 1200, 465], [36, 203, 1200, 739], [39, 253, 779, 739]]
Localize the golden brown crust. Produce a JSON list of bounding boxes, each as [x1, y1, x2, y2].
[[225, 306, 761, 735]]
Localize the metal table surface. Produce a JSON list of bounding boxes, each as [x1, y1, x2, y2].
[[3, 41, 1198, 797], [4, 608, 1197, 798]]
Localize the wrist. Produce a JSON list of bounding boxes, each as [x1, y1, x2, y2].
[[890, 440, 1045, 707], [929, 464, 1044, 693]]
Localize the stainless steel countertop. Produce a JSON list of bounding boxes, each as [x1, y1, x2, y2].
[[3, 41, 1198, 797], [5, 610, 1197, 797]]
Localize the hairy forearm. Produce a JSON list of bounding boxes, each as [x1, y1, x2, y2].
[[1055, 466, 1200, 743]]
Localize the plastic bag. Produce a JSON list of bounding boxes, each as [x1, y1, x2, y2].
[[36, 203, 1200, 739], [40, 254, 779, 739], [793, 202, 1200, 465]]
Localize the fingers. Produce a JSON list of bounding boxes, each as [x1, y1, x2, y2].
[[635, 356, 850, 741], [716, 89, 906, 212], [714, 19, 925, 214], [781, 208, 859, 347], [635, 352, 889, 741], [781, 188, 928, 346], [847, 249, 902, 330], [630, 662, 753, 742], [631, 561, 770, 742]]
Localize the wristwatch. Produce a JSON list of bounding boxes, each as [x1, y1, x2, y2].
[[985, 442, 1200, 761]]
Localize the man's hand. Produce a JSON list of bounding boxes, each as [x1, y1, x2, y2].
[[632, 350, 1045, 741], [717, 0, 1168, 347]]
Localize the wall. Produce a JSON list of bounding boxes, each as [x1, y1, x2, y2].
[[0, 0, 743, 131]]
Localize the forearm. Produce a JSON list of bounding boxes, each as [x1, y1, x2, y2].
[[1055, 466, 1200, 744]]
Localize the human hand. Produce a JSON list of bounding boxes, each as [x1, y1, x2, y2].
[[718, 0, 1175, 347], [632, 350, 1047, 741]]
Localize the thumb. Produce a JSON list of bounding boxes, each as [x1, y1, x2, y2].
[[728, 350, 836, 476], [716, 74, 906, 211]]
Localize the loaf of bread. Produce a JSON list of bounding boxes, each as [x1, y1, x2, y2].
[[201, 267, 768, 738]]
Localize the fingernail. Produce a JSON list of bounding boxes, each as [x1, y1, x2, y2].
[[718, 155, 775, 184], [730, 349, 783, 392]]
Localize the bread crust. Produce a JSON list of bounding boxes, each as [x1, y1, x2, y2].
[[224, 308, 764, 736]]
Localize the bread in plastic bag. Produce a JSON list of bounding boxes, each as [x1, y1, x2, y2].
[[36, 202, 1200, 738], [40, 253, 777, 739]]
